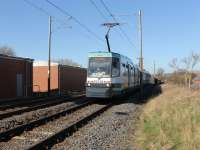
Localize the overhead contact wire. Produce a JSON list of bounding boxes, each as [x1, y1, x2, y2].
[[45, 0, 104, 42]]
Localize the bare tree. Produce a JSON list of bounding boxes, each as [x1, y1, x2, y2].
[[168, 58, 182, 85], [182, 57, 190, 87], [169, 58, 179, 72], [53, 58, 82, 67], [182, 52, 200, 88], [0, 46, 16, 56], [156, 68, 165, 81]]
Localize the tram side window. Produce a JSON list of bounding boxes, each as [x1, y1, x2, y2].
[[112, 58, 120, 77], [130, 67, 133, 82], [135, 69, 138, 83], [138, 70, 140, 83], [122, 64, 125, 77], [132, 67, 134, 82]]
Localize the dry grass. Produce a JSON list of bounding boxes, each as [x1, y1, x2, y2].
[[135, 84, 200, 150]]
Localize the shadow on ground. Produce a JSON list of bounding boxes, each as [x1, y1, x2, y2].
[[93, 84, 163, 106]]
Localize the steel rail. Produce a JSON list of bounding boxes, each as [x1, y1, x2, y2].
[[0, 95, 65, 110], [0, 96, 44, 105], [0, 100, 91, 142], [0, 95, 85, 120], [0, 91, 85, 105], [27, 103, 112, 150]]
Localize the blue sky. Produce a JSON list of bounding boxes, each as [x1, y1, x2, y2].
[[0, 0, 200, 73]]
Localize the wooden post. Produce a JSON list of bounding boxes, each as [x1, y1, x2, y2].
[[48, 16, 52, 96]]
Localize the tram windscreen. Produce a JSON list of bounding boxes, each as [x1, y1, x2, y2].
[[88, 57, 111, 77]]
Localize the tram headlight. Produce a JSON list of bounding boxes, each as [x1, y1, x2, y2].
[[86, 83, 91, 87], [106, 83, 111, 87]]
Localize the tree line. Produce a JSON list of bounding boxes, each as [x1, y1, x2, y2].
[[156, 51, 200, 88], [0, 46, 81, 67]]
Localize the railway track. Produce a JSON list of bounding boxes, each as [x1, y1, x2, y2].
[[0, 96, 65, 110], [0, 100, 92, 141], [0, 91, 85, 107], [0, 96, 44, 105], [0, 91, 85, 110], [0, 100, 112, 150], [0, 95, 85, 120]]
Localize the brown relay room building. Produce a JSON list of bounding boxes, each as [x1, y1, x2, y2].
[[0, 54, 33, 99], [33, 61, 87, 95]]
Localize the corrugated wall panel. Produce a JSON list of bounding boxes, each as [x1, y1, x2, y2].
[[59, 66, 87, 94], [33, 66, 58, 93], [0, 57, 33, 99]]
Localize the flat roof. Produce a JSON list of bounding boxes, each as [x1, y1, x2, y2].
[[33, 61, 58, 67], [0, 54, 33, 62], [33, 60, 86, 69]]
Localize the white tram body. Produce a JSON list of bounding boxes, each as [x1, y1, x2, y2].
[[86, 51, 154, 98]]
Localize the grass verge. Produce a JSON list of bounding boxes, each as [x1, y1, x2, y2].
[[135, 84, 200, 150]]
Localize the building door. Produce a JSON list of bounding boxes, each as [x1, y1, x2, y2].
[[16, 74, 23, 97]]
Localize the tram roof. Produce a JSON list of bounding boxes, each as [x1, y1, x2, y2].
[[88, 51, 120, 58], [88, 51, 140, 68]]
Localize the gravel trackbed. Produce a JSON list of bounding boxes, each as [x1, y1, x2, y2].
[[52, 97, 141, 150]]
